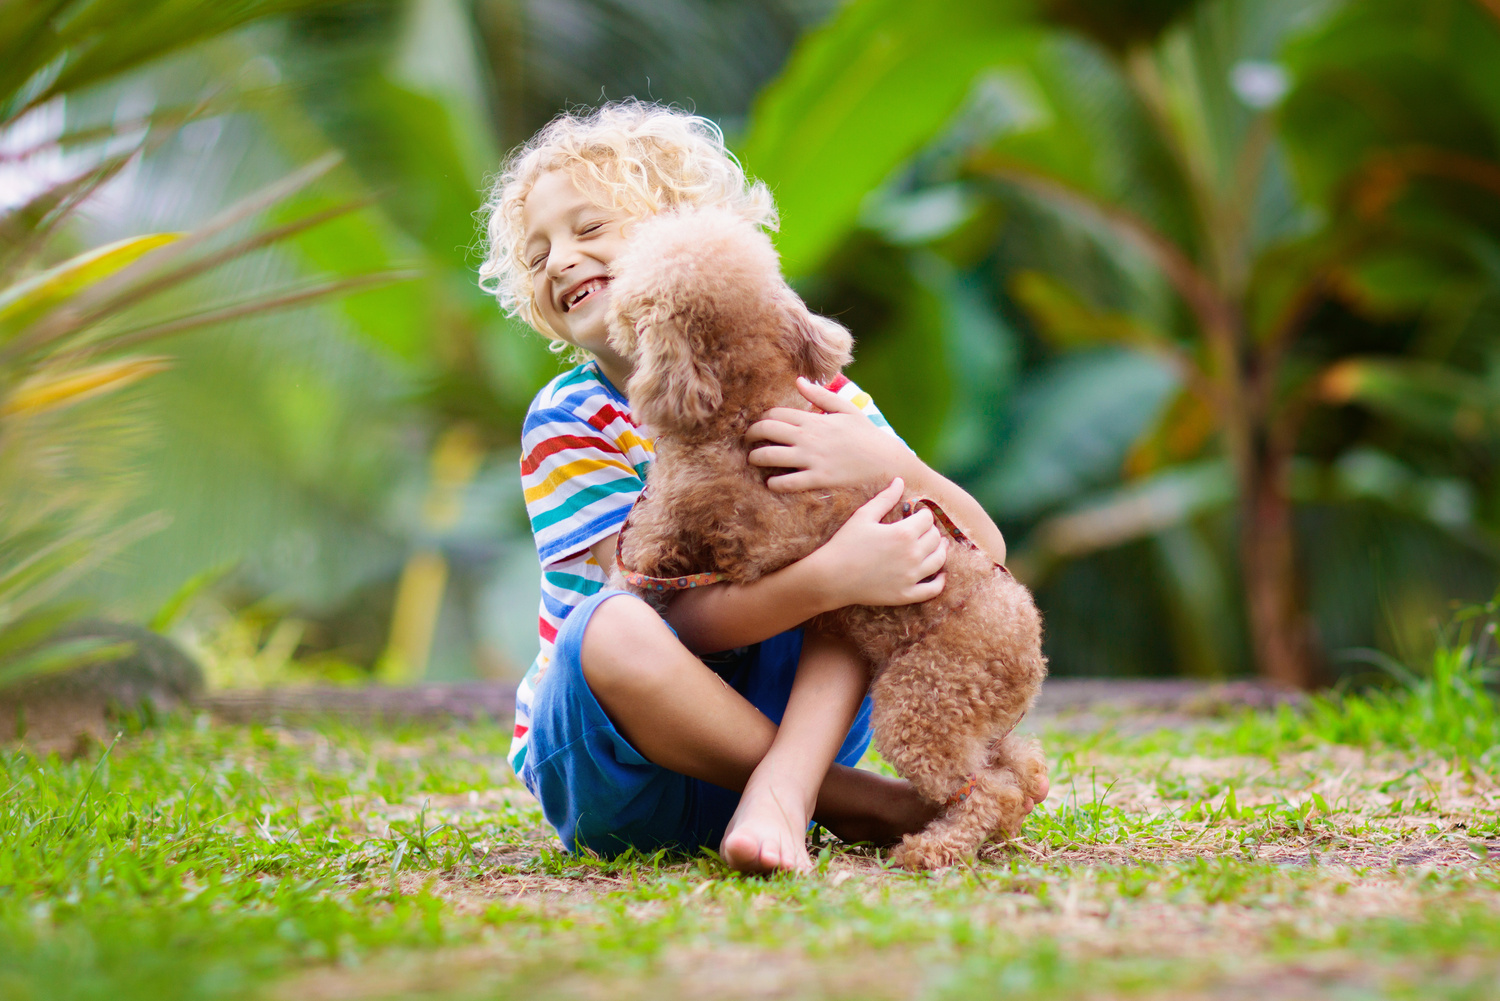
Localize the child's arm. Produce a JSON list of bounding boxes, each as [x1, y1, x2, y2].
[[588, 477, 950, 654], [746, 378, 1008, 566]]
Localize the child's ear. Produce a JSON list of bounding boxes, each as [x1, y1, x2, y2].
[[780, 292, 853, 383], [627, 308, 722, 430]]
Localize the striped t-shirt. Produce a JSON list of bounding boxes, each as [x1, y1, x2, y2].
[[508, 359, 897, 776]]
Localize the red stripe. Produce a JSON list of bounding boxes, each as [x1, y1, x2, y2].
[[513, 724, 529, 738], [826, 374, 850, 392], [538, 616, 557, 643], [588, 402, 639, 432], [521, 433, 624, 475]]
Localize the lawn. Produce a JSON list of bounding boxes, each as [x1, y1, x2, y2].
[[4, 639, 1499, 1001]]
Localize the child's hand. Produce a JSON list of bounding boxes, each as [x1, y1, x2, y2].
[[809, 479, 948, 607], [746, 378, 919, 492]]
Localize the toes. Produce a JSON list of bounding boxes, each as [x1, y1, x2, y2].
[[722, 831, 768, 873], [722, 828, 814, 874]]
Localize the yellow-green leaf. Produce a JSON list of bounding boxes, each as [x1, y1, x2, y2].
[[1010, 269, 1169, 349], [0, 233, 180, 340], [1320, 358, 1496, 440], [1, 356, 172, 418]]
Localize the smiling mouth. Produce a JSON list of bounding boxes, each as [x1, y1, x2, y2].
[[562, 276, 610, 313]]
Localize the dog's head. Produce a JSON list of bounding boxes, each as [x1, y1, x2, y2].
[[607, 207, 852, 435]]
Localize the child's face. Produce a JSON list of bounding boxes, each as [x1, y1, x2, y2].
[[521, 169, 636, 363]]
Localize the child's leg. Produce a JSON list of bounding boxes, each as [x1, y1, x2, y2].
[[580, 595, 931, 868], [718, 628, 869, 872]]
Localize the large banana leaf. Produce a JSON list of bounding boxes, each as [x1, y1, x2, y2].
[[740, 0, 1044, 277], [975, 348, 1180, 520]]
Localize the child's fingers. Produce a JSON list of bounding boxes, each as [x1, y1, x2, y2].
[[896, 507, 935, 536], [764, 470, 816, 492], [795, 377, 863, 415], [747, 444, 801, 469], [855, 478, 905, 520], [914, 535, 949, 580], [907, 571, 946, 602], [756, 407, 819, 427], [744, 417, 803, 444]]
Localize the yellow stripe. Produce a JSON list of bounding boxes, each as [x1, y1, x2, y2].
[[618, 429, 655, 454], [849, 391, 873, 411], [524, 457, 637, 503]]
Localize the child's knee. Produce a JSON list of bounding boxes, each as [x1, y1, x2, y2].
[[579, 594, 681, 696]]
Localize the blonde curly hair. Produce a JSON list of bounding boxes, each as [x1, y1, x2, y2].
[[478, 101, 778, 347]]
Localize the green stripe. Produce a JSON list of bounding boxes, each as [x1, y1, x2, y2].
[[545, 571, 605, 595], [552, 364, 595, 391], [530, 478, 641, 533]]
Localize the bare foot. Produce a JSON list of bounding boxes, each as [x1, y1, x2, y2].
[[720, 779, 814, 874]]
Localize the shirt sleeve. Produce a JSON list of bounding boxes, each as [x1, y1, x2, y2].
[[520, 399, 645, 566], [825, 373, 910, 447]]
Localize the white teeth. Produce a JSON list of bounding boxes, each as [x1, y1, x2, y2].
[[563, 277, 607, 311]]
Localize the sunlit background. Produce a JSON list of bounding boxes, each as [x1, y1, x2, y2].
[[4, 0, 1498, 696]]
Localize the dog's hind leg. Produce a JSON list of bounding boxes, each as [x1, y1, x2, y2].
[[888, 767, 1029, 871], [987, 731, 1049, 814], [887, 732, 1047, 869], [866, 654, 1010, 870]]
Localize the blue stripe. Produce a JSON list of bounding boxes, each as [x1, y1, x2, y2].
[[524, 403, 613, 438], [541, 587, 583, 618], [536, 503, 634, 562], [531, 477, 639, 531]]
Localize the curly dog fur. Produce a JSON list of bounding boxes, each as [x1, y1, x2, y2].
[[605, 207, 1048, 870]]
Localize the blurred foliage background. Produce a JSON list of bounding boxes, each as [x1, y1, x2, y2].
[[2, 0, 1497, 692]]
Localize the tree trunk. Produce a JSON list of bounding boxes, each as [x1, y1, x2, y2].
[[1238, 443, 1318, 689]]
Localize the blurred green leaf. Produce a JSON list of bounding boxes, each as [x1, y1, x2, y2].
[[0, 637, 133, 690], [1010, 268, 1175, 350], [1, 356, 172, 418], [0, 235, 179, 342], [1322, 357, 1499, 441], [1028, 458, 1236, 560], [148, 562, 236, 633], [975, 349, 1180, 519], [741, 0, 1043, 277], [3, 0, 345, 120]]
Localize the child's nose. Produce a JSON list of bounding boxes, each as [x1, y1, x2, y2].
[[547, 250, 581, 281]]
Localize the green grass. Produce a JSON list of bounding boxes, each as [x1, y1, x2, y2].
[[3, 606, 1499, 1001]]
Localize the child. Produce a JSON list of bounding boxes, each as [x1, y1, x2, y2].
[[479, 102, 1044, 873]]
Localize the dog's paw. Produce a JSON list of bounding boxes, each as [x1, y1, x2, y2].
[[1001, 735, 1050, 807], [889, 833, 966, 872]]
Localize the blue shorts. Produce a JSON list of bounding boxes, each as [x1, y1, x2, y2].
[[521, 589, 874, 856]]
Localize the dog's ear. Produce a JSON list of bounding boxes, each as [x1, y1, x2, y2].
[[779, 291, 853, 383], [627, 307, 722, 432], [607, 305, 640, 362]]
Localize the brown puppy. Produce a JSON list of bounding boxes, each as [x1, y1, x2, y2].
[[606, 207, 1048, 870]]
